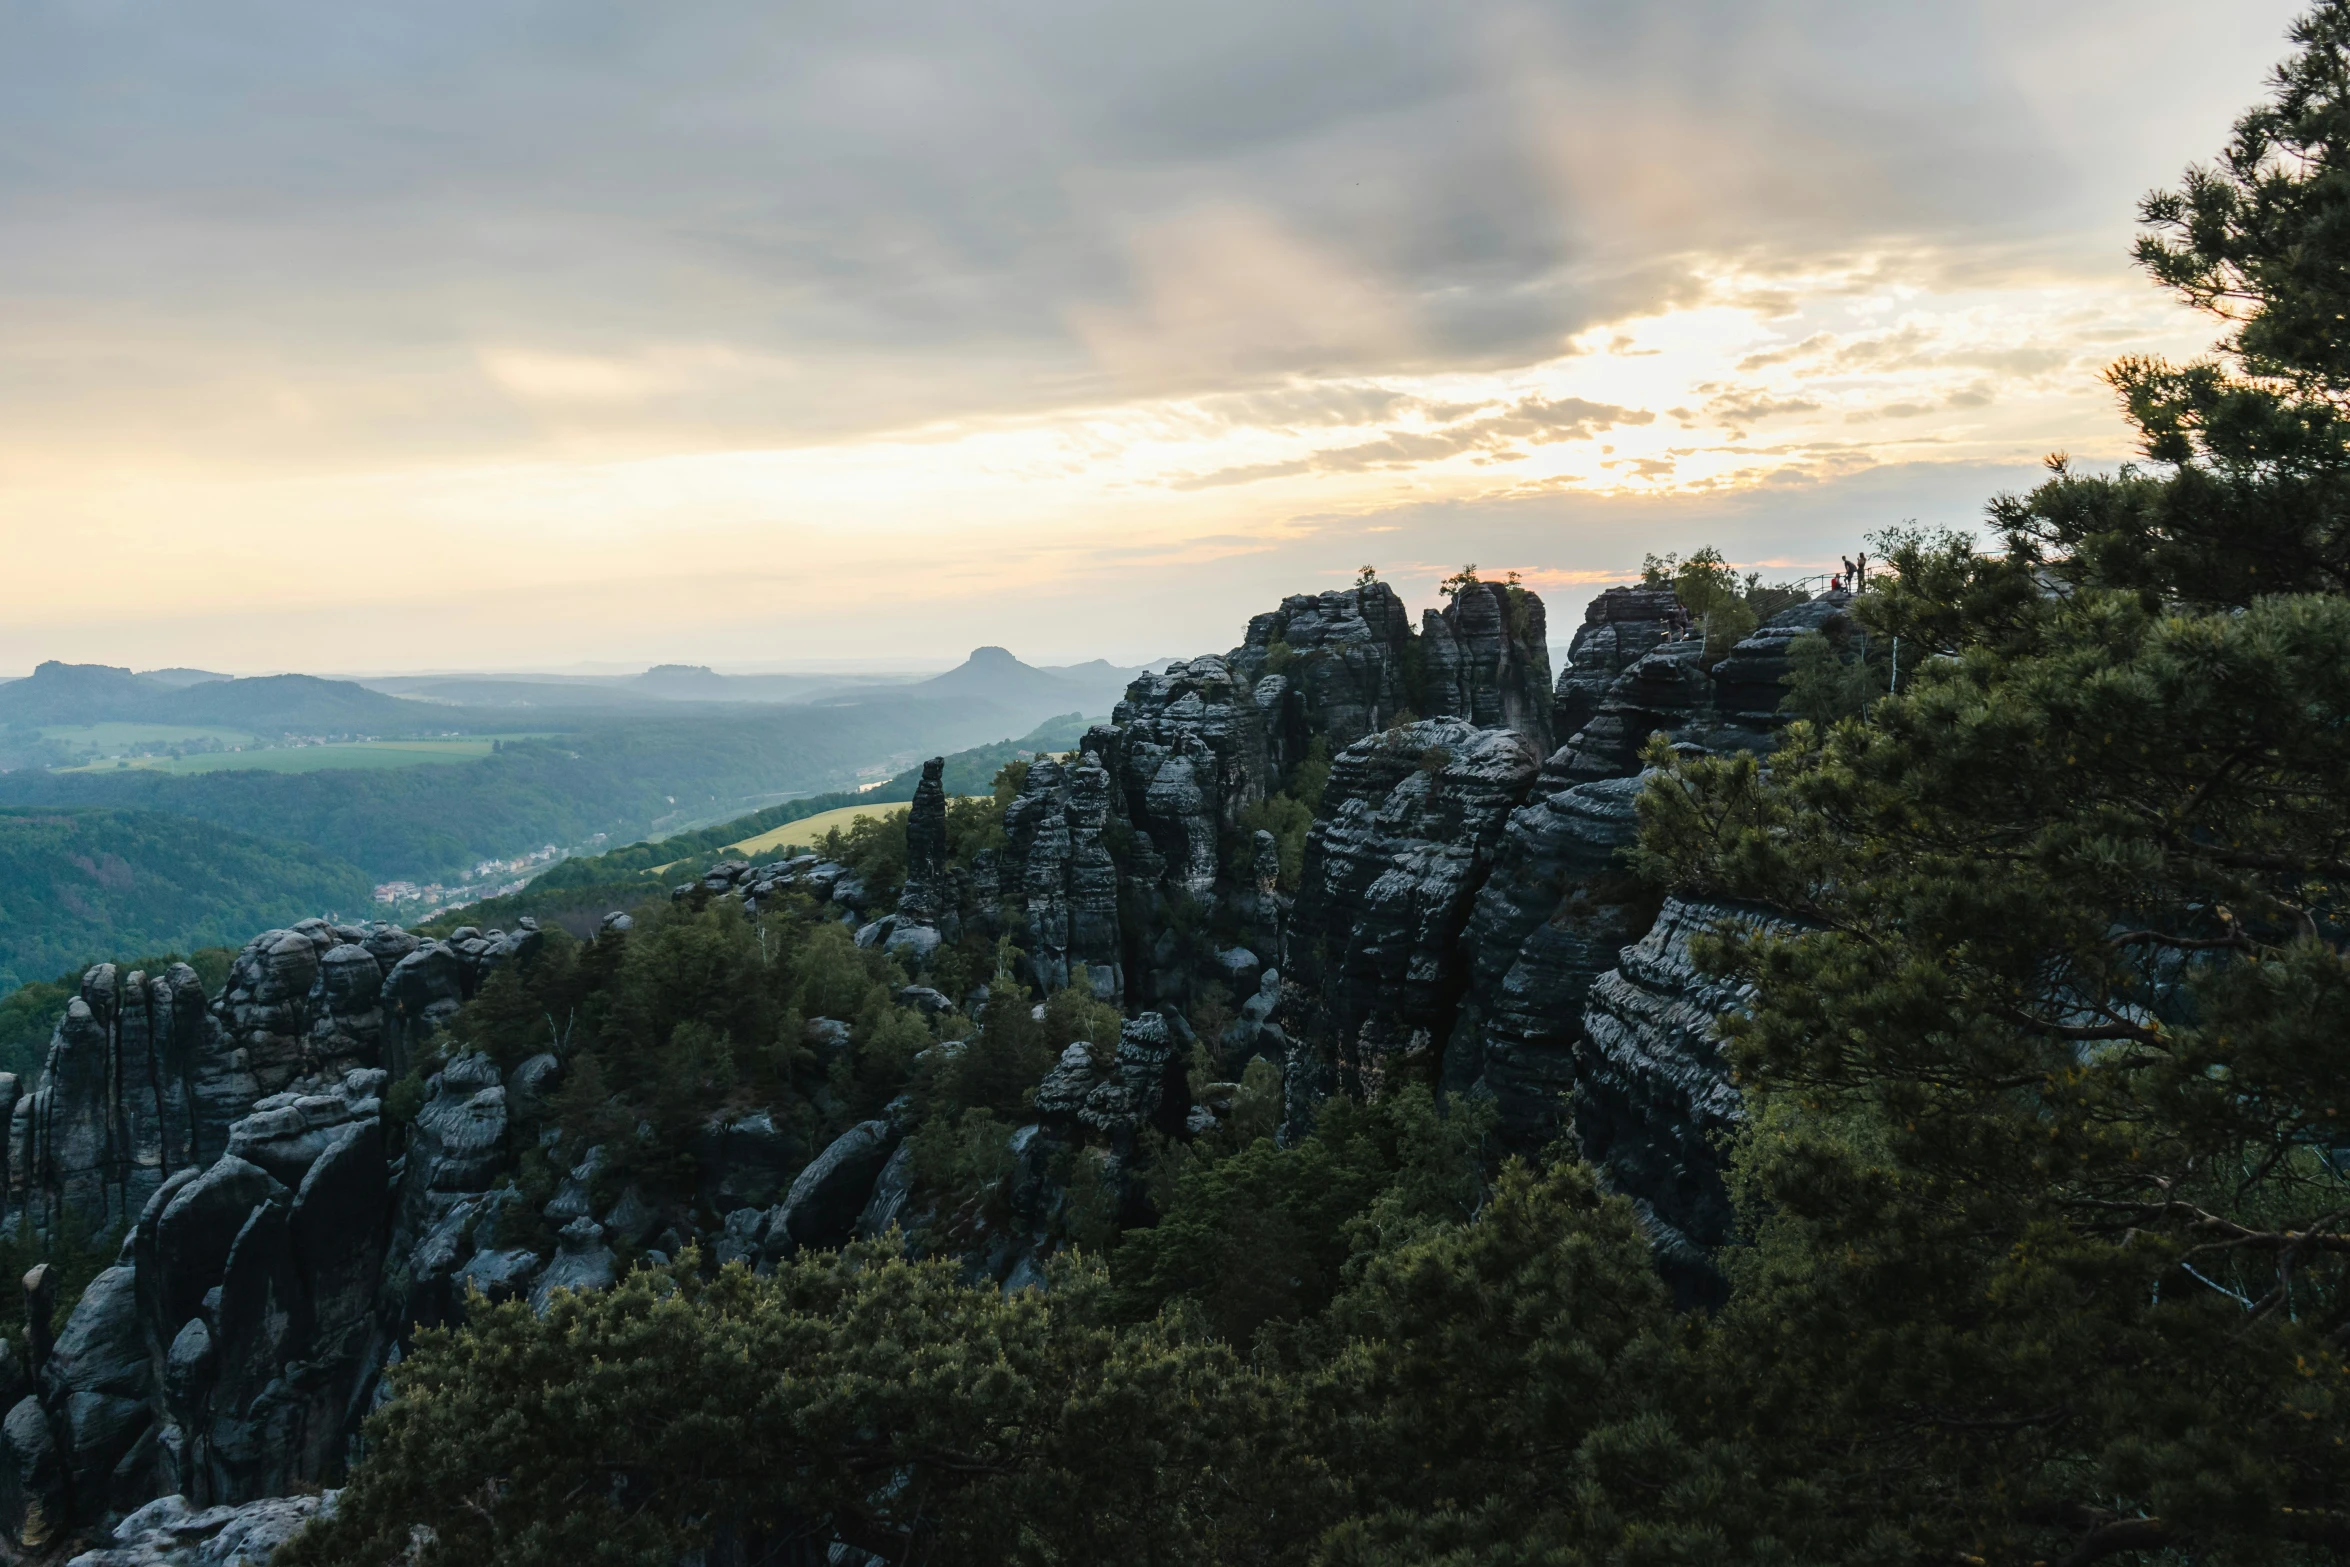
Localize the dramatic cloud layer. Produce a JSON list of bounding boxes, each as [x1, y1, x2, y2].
[[0, 0, 2306, 668]]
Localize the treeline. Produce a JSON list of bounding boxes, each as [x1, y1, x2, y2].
[[0, 807, 366, 995]]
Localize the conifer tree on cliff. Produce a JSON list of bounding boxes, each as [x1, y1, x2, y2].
[[1636, 5, 2350, 1560]]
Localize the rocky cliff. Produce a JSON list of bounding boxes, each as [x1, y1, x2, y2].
[[0, 574, 1854, 1556]]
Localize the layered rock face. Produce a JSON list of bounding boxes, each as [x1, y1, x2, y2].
[[1575, 897, 1796, 1304], [1702, 591, 1856, 751], [1551, 586, 1682, 744], [0, 573, 1865, 1550], [896, 757, 951, 929], [8, 963, 206, 1243], [1000, 756, 1124, 999], [1291, 720, 1543, 1092], [1549, 640, 1713, 785], [1090, 657, 1283, 1006], [0, 918, 549, 1543], [1444, 774, 1651, 1144], [1224, 583, 1417, 753], [1421, 580, 1554, 754]]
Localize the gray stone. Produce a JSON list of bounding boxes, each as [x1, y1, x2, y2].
[[453, 1247, 542, 1306], [1577, 897, 1795, 1304], [881, 924, 942, 966], [772, 1121, 900, 1254], [530, 1219, 617, 1312], [854, 1143, 917, 1239], [1292, 720, 1543, 1094], [600, 1185, 661, 1248], [73, 1488, 337, 1566], [898, 757, 950, 926], [505, 1053, 562, 1125]]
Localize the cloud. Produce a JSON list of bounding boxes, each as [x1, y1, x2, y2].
[[1170, 393, 1654, 489], [0, 0, 2311, 666], [1705, 391, 1825, 423]]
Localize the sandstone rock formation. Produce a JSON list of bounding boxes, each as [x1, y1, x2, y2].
[[0, 570, 1865, 1552], [1224, 582, 1417, 752], [1551, 585, 1682, 744], [1000, 756, 1123, 999], [1420, 578, 1554, 753], [1291, 719, 1543, 1094], [1445, 773, 1650, 1143], [1576, 897, 1797, 1304]]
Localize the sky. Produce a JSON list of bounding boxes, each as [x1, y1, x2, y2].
[[0, 0, 2311, 672]]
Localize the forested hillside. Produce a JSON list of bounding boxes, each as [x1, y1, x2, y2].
[[0, 696, 1053, 882], [429, 713, 1094, 935], [0, 806, 368, 991]]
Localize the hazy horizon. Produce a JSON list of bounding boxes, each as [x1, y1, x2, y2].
[[2, 1, 2304, 670]]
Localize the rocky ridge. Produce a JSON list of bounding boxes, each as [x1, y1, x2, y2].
[[0, 574, 1850, 1559]]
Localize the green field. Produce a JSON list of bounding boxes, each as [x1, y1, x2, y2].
[[62, 738, 511, 775], [641, 796, 989, 873]]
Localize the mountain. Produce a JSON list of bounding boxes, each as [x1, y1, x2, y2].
[[626, 667, 926, 703], [0, 662, 162, 724], [363, 667, 931, 707], [168, 672, 440, 733], [0, 661, 438, 735], [630, 663, 732, 698], [893, 647, 1140, 721], [0, 805, 372, 991], [136, 667, 230, 687]]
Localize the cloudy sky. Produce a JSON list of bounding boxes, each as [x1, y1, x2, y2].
[[0, 0, 2307, 671]]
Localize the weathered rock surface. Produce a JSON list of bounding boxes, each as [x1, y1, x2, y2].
[[1420, 579, 1554, 754], [1001, 757, 1123, 998], [1224, 582, 1418, 753], [898, 756, 951, 930], [1576, 897, 1797, 1303], [771, 1121, 901, 1255], [1447, 773, 1651, 1143], [1550, 640, 1713, 785], [70, 1489, 334, 1566], [1293, 720, 1543, 1092], [1699, 590, 1856, 752], [1551, 586, 1683, 744]]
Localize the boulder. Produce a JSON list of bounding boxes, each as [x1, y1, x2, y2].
[[771, 1122, 901, 1254], [530, 1220, 617, 1312], [73, 1488, 336, 1566]]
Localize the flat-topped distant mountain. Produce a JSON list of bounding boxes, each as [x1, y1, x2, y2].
[[0, 661, 435, 734], [135, 667, 230, 687]]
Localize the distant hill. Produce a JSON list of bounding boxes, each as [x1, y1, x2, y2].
[[136, 668, 229, 687], [890, 648, 1140, 721], [366, 678, 674, 711], [0, 662, 440, 735], [631, 664, 731, 698], [429, 711, 1103, 936], [0, 806, 372, 992], [361, 667, 928, 707], [0, 693, 1057, 883]]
